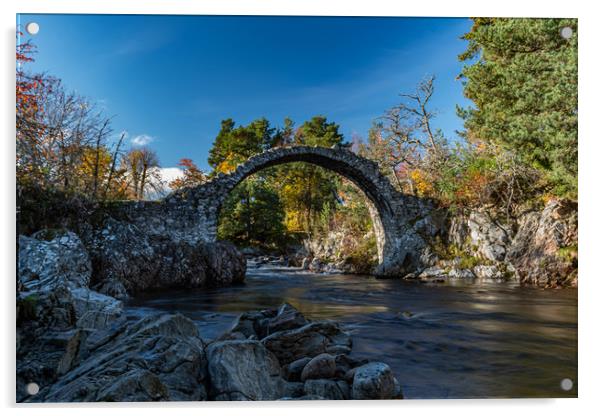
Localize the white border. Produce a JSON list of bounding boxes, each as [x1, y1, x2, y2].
[[2, 1, 601, 415]]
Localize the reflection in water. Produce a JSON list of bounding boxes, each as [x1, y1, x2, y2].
[[126, 265, 577, 399]]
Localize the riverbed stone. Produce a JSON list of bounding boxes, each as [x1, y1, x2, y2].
[[266, 303, 308, 336], [351, 362, 397, 400], [303, 379, 348, 400], [262, 321, 352, 365], [300, 353, 336, 381], [284, 357, 312, 382]]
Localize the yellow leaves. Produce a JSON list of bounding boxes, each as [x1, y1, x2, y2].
[[409, 169, 435, 197], [284, 210, 305, 233], [216, 152, 240, 174]]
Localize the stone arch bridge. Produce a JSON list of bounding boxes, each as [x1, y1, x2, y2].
[[116, 146, 440, 276]]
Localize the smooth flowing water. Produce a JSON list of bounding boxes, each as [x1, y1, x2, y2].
[[126, 264, 578, 399]]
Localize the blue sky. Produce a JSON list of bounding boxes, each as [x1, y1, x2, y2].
[[17, 14, 473, 173]]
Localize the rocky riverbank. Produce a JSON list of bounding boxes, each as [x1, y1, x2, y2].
[[297, 199, 578, 288], [17, 228, 402, 401], [17, 281, 402, 401]]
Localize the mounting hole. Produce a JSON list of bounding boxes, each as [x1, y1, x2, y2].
[[560, 26, 573, 39], [25, 22, 40, 35], [26, 382, 39, 395], [560, 378, 573, 391]]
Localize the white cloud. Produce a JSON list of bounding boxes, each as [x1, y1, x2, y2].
[[131, 134, 154, 146], [143, 167, 185, 200], [159, 167, 185, 187]]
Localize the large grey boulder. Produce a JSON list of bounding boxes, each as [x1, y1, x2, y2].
[[262, 321, 352, 365], [351, 362, 397, 400], [86, 218, 246, 297], [70, 287, 125, 330], [18, 230, 91, 291], [206, 340, 285, 400], [33, 314, 207, 402]]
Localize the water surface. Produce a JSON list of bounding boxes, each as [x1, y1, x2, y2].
[[126, 265, 577, 399]]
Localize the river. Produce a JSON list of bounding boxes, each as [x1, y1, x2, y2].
[[126, 264, 578, 399]]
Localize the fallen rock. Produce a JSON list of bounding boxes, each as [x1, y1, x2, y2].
[[70, 288, 125, 330], [448, 268, 476, 279]]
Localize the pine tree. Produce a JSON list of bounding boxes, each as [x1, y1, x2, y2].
[[458, 18, 577, 198]]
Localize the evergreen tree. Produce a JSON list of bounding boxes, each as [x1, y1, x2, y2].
[[458, 18, 577, 198]]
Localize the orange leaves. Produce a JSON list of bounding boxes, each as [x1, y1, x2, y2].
[[169, 158, 208, 191]]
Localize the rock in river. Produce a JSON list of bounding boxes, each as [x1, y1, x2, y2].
[[261, 321, 352, 365], [351, 362, 400, 400], [206, 340, 286, 400]]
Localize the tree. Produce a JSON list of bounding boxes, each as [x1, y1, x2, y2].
[[122, 147, 162, 200], [274, 116, 344, 233], [169, 158, 208, 190], [458, 18, 578, 198], [217, 178, 287, 249], [208, 118, 274, 174], [359, 76, 447, 196]]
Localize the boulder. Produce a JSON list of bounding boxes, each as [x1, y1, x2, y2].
[[266, 303, 309, 336], [229, 303, 308, 340], [206, 340, 285, 400], [85, 218, 246, 296], [303, 379, 348, 400], [300, 353, 336, 381], [70, 288, 125, 330], [262, 321, 352, 365], [284, 357, 312, 382], [448, 268, 476, 279], [33, 313, 207, 402], [351, 362, 397, 400], [418, 266, 446, 279], [473, 265, 504, 280], [18, 231, 91, 291]]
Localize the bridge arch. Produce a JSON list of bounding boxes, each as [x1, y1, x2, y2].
[[161, 146, 434, 276]]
